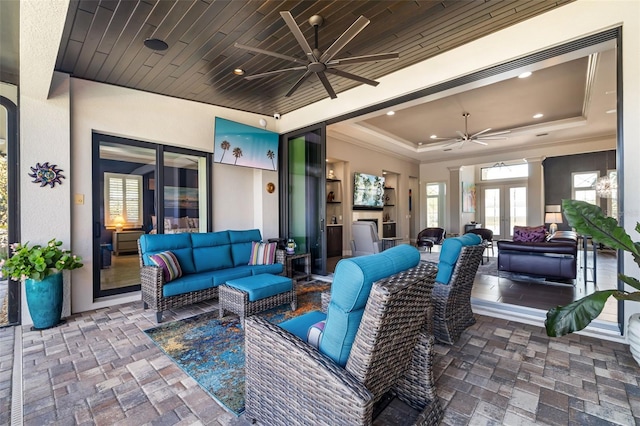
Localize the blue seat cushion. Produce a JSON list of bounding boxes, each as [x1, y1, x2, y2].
[[319, 244, 420, 366], [139, 233, 196, 274], [249, 263, 284, 276], [191, 231, 233, 272], [435, 234, 482, 285], [280, 310, 327, 341], [209, 267, 253, 286], [225, 274, 292, 302], [162, 273, 215, 297]]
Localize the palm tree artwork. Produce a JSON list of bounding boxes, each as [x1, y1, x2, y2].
[[219, 140, 230, 163], [232, 147, 243, 165], [267, 150, 275, 170]]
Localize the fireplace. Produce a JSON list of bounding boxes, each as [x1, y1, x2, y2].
[[357, 218, 378, 233], [352, 211, 384, 238]]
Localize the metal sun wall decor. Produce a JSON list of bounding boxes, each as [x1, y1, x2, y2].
[[29, 162, 65, 188]]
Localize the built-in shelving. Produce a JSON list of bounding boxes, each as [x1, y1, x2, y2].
[[383, 173, 398, 238], [326, 163, 345, 256]]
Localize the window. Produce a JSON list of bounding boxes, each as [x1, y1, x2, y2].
[[572, 172, 598, 205], [426, 182, 445, 227], [481, 163, 528, 180], [104, 172, 143, 228]]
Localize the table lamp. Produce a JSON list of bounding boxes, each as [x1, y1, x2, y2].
[[544, 212, 562, 234], [114, 215, 125, 232]]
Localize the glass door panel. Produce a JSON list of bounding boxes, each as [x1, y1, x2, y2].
[[96, 140, 156, 297], [284, 127, 326, 275], [483, 188, 501, 237], [163, 152, 207, 233], [509, 187, 527, 233]]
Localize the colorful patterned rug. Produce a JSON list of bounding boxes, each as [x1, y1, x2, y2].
[[143, 280, 331, 416]]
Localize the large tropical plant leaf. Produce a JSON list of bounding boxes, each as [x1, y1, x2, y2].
[[562, 199, 640, 269], [545, 290, 615, 337], [620, 273, 640, 292]]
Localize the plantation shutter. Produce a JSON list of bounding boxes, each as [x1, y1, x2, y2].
[[104, 172, 143, 228]]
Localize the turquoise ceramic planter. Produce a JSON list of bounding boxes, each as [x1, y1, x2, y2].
[[25, 272, 63, 330]]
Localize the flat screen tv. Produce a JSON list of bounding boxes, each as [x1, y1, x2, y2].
[[353, 172, 385, 210]]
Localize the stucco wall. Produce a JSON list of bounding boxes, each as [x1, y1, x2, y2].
[[68, 78, 280, 314]]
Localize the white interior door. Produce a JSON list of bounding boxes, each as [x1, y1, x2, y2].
[[481, 184, 527, 240]]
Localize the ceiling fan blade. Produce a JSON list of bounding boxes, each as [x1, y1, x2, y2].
[[456, 131, 467, 139], [443, 139, 462, 148], [474, 136, 508, 140], [285, 70, 313, 97], [244, 66, 308, 80], [325, 68, 379, 86], [471, 127, 492, 138], [471, 140, 489, 146], [327, 52, 399, 66], [317, 72, 337, 99], [280, 12, 316, 61], [319, 16, 370, 63], [234, 42, 307, 65], [483, 130, 511, 136]]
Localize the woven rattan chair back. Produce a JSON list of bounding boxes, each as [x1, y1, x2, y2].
[[346, 262, 438, 400], [432, 244, 485, 344]]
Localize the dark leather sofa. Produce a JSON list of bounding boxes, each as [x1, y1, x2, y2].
[[497, 231, 578, 280]]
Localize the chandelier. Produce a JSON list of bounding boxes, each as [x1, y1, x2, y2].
[[595, 173, 617, 198]]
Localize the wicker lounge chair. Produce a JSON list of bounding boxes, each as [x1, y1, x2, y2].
[[432, 244, 485, 344], [244, 262, 443, 425]]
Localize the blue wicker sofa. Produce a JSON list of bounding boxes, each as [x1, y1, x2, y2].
[[138, 229, 283, 322]]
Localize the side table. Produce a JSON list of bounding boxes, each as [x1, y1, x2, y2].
[[276, 250, 311, 283]]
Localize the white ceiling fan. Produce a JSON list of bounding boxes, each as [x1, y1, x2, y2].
[[234, 11, 399, 99], [438, 113, 510, 149]]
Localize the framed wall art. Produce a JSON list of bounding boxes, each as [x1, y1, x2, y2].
[[462, 182, 476, 213]]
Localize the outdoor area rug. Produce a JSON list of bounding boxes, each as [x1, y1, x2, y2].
[[143, 280, 331, 416]]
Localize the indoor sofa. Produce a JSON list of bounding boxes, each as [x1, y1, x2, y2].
[[497, 227, 578, 280], [138, 229, 283, 322]]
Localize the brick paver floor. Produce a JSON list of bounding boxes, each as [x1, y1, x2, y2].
[[1, 300, 639, 425]]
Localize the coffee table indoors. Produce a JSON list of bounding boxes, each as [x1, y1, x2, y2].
[[219, 274, 296, 325]]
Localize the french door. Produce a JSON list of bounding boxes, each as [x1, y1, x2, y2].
[[480, 183, 527, 240], [92, 133, 211, 299]]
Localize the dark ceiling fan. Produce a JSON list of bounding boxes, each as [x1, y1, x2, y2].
[[234, 11, 399, 99], [437, 113, 510, 149]]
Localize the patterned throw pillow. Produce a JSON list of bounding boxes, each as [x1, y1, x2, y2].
[[149, 251, 183, 283], [248, 241, 277, 265], [513, 225, 547, 243]]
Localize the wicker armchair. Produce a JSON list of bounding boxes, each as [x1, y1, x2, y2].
[[244, 262, 443, 425], [432, 244, 485, 344]]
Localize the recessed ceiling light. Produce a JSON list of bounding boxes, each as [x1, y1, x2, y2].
[[518, 71, 532, 79], [233, 68, 245, 76], [430, 135, 437, 139], [418, 142, 423, 146], [386, 111, 395, 116], [533, 113, 544, 119], [143, 38, 169, 51], [606, 109, 616, 114]]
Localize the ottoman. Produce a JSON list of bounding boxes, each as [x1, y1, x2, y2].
[[219, 274, 296, 325]]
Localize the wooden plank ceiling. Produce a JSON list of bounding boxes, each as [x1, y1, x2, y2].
[[56, 0, 573, 116]]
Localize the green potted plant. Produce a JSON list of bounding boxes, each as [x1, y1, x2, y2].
[[545, 200, 640, 363], [0, 238, 83, 329]]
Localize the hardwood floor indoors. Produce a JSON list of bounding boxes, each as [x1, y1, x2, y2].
[[325, 240, 618, 325]]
